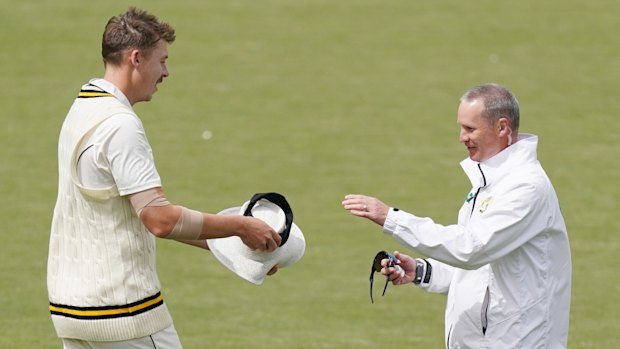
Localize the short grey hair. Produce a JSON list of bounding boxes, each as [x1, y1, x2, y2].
[[460, 83, 520, 132]]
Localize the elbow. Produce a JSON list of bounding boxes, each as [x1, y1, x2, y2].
[[140, 205, 180, 238], [445, 236, 493, 270], [453, 258, 489, 270], [435, 247, 491, 270], [146, 223, 173, 238], [449, 247, 498, 270]]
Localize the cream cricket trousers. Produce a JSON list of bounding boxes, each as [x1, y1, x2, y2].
[[61, 325, 183, 349]]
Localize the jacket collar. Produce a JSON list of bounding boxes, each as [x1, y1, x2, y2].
[[460, 133, 539, 187]]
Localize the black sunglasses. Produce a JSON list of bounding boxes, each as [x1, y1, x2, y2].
[[369, 250, 398, 304]]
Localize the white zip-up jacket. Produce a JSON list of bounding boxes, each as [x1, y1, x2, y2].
[[383, 134, 571, 348]]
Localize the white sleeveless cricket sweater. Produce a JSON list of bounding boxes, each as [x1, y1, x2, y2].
[[47, 82, 173, 341]]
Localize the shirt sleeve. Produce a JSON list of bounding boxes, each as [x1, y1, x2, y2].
[[97, 114, 162, 196]]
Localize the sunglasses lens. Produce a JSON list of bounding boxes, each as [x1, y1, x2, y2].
[[373, 251, 388, 271], [370, 250, 397, 303]]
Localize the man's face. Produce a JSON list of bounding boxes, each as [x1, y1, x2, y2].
[[134, 40, 170, 103], [457, 99, 503, 162]]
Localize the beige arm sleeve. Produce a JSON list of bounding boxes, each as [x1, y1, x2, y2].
[[167, 206, 203, 240], [130, 188, 171, 216], [130, 188, 204, 240]]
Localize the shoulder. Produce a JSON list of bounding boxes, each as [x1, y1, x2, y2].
[[500, 163, 552, 201], [88, 113, 148, 150], [100, 113, 143, 129], [91, 109, 145, 137]]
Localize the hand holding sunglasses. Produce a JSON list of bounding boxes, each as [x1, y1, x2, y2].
[[369, 250, 404, 303], [369, 250, 419, 303]]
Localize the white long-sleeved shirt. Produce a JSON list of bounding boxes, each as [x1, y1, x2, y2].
[[383, 134, 571, 348]]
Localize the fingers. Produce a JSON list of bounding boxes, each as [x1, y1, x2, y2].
[[341, 194, 370, 213], [393, 250, 416, 271], [391, 266, 411, 286], [392, 251, 409, 264], [379, 252, 415, 285], [252, 229, 280, 252], [393, 265, 405, 279], [380, 257, 402, 276], [263, 231, 281, 252], [267, 264, 279, 276], [381, 264, 405, 282], [239, 217, 282, 252], [342, 194, 390, 226]]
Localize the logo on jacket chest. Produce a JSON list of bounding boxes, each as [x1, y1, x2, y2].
[[478, 196, 493, 213]]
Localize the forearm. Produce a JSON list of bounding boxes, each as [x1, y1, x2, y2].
[[383, 208, 480, 268], [139, 205, 249, 240], [198, 213, 245, 240], [130, 188, 281, 252], [130, 188, 238, 240], [176, 239, 209, 250]]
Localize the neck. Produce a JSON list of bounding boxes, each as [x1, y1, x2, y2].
[[103, 65, 137, 105]]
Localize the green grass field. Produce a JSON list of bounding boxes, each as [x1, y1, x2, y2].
[[1, 0, 618, 347]]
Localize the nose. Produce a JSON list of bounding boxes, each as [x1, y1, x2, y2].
[[459, 129, 468, 143]]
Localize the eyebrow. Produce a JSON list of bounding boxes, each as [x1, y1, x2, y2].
[[458, 121, 476, 129]]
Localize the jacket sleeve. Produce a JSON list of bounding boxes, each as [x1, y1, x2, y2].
[[382, 180, 548, 270], [417, 258, 454, 294]]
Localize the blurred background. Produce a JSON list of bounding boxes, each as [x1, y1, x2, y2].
[[1, 1, 618, 347]]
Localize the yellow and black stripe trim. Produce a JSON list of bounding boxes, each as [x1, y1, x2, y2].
[[77, 90, 114, 98], [49, 292, 164, 320]]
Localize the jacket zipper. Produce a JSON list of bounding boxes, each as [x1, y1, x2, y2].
[[470, 164, 487, 216], [475, 164, 490, 337], [449, 163, 488, 347]]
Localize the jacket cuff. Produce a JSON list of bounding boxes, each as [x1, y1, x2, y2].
[[382, 207, 401, 236]]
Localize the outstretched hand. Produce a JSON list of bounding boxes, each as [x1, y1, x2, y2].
[[342, 194, 390, 226]]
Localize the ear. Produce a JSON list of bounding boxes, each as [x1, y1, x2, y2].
[[129, 49, 141, 67], [497, 117, 510, 135]]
